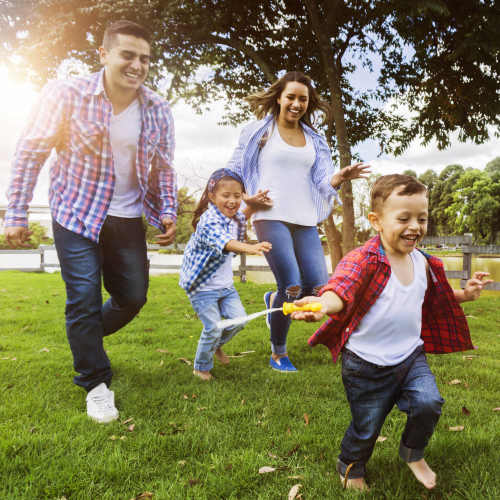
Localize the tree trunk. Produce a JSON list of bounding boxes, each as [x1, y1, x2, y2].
[[323, 215, 343, 270]]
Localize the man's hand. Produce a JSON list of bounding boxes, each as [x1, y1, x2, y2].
[[155, 217, 176, 246], [4, 226, 32, 248]]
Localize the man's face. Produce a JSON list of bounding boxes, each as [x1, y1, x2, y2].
[[99, 33, 150, 95]]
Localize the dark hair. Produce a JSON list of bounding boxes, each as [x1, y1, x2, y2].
[[245, 71, 330, 131], [192, 175, 244, 229], [102, 20, 151, 49], [371, 174, 427, 212]]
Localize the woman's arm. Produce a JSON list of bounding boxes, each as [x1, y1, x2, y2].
[[330, 162, 371, 189]]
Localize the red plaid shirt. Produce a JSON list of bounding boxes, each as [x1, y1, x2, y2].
[[308, 235, 473, 362], [6, 70, 176, 242]]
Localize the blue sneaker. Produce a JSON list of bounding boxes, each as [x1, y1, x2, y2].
[[263, 291, 273, 330], [269, 356, 298, 372]]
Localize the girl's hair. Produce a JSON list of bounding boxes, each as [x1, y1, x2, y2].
[[245, 71, 331, 130], [192, 169, 245, 229]]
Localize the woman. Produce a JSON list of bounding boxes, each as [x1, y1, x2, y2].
[[227, 71, 369, 372]]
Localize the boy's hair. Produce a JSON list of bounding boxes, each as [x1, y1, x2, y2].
[[371, 174, 427, 212], [245, 71, 330, 131], [102, 20, 151, 49]]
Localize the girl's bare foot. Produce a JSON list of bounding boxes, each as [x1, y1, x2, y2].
[[215, 348, 230, 365], [407, 459, 436, 489], [339, 474, 369, 491], [193, 369, 213, 381]]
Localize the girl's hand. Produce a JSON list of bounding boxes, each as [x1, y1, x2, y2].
[[243, 189, 273, 209], [331, 162, 371, 188], [290, 296, 327, 322], [463, 272, 493, 301], [248, 241, 272, 255]]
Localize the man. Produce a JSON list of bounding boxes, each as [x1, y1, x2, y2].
[[5, 20, 177, 423]]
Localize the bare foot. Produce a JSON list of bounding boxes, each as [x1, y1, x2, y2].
[[193, 369, 213, 381], [339, 474, 369, 491], [407, 459, 436, 489], [215, 348, 230, 365]]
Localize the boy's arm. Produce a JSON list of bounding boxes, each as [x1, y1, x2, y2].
[[454, 272, 492, 303], [291, 291, 344, 322]]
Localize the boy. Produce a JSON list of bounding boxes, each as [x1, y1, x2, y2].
[[292, 174, 491, 490]]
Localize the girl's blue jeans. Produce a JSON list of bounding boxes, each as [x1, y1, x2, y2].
[[337, 346, 444, 479], [253, 220, 328, 355], [189, 286, 246, 371]]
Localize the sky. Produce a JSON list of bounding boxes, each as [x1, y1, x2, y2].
[[1, 65, 499, 207]]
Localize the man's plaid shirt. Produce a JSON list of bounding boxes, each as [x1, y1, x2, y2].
[[179, 203, 247, 298], [5, 70, 177, 242], [308, 235, 473, 362]]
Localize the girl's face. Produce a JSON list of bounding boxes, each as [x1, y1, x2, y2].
[[208, 179, 244, 218], [277, 81, 309, 125]]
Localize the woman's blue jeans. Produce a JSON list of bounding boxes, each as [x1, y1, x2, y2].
[[52, 217, 149, 391], [337, 346, 444, 479], [189, 286, 246, 371], [254, 220, 328, 355]]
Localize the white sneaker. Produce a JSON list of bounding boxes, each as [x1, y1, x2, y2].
[[86, 383, 119, 423]]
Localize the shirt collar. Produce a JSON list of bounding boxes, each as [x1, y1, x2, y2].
[[208, 203, 246, 227]]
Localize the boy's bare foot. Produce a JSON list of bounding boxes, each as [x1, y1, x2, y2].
[[215, 348, 230, 365], [407, 459, 436, 489], [193, 369, 213, 381], [339, 474, 369, 491]]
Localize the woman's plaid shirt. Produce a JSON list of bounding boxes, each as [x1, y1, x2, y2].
[[308, 235, 473, 362], [5, 70, 177, 242]]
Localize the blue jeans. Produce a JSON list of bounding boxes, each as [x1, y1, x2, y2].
[[254, 220, 328, 355], [189, 286, 246, 371], [337, 346, 444, 479], [52, 217, 149, 391]]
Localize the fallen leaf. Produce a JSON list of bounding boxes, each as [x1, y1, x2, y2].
[[288, 484, 302, 500], [303, 413, 309, 426], [188, 479, 200, 486], [192, 394, 197, 399], [29, 427, 37, 433], [179, 358, 192, 365], [463, 355, 477, 360], [448, 379, 461, 385], [376, 436, 388, 442], [493, 407, 500, 412], [110, 435, 118, 440], [183, 394, 189, 399], [288, 475, 304, 480], [259, 466, 277, 474], [225, 463, 233, 471], [241, 399, 245, 405], [122, 418, 134, 425], [156, 348, 170, 353], [144, 328, 153, 332], [178, 460, 187, 466], [449, 425, 464, 432], [286, 444, 300, 457], [40, 347, 50, 352], [228, 350, 256, 358], [463, 382, 470, 388], [132, 493, 153, 500], [287, 427, 291, 435], [461, 406, 471, 416], [120, 436, 126, 441], [197, 407, 207, 411], [268, 452, 278, 459], [127, 424, 135, 432]]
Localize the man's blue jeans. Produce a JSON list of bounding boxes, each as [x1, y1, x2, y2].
[[254, 220, 328, 355], [337, 346, 444, 479], [52, 217, 149, 391], [189, 286, 246, 371]]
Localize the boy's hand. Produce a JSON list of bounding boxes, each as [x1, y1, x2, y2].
[[248, 241, 272, 255], [463, 272, 493, 301], [290, 296, 327, 322], [243, 189, 273, 210]]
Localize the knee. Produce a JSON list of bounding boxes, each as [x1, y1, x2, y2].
[[285, 285, 301, 300], [415, 394, 444, 418], [311, 284, 326, 296], [120, 292, 147, 313], [66, 281, 100, 314]]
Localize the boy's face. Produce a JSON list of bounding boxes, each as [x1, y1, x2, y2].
[[368, 187, 428, 257]]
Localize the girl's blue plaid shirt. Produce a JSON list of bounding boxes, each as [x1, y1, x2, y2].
[[179, 203, 247, 297]]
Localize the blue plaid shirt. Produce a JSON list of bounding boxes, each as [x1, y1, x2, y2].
[[179, 203, 247, 297], [226, 115, 341, 223]]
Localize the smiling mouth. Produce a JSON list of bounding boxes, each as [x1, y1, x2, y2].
[[402, 235, 419, 242]]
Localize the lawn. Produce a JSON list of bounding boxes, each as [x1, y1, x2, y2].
[[0, 272, 499, 500]]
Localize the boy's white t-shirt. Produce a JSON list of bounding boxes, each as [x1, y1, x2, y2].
[[107, 98, 143, 218], [345, 250, 427, 366], [254, 125, 316, 226], [197, 219, 238, 291]]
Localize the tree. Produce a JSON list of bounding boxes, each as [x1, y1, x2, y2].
[[3, 0, 499, 263], [402, 169, 417, 178], [417, 169, 438, 235], [485, 156, 500, 183]]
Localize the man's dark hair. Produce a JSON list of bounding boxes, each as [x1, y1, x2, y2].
[[371, 174, 427, 212], [102, 20, 151, 49]]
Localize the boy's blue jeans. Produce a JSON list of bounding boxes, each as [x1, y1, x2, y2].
[[189, 286, 246, 371], [337, 346, 444, 479], [52, 217, 149, 392], [253, 220, 328, 355]]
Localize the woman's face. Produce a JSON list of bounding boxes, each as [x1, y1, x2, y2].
[[277, 81, 309, 125]]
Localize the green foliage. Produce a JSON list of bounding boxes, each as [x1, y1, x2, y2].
[[418, 169, 438, 236], [0, 272, 499, 499], [0, 222, 52, 249], [402, 169, 417, 178]]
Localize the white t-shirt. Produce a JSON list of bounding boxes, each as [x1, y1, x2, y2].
[[345, 250, 428, 366], [107, 98, 143, 218], [197, 219, 238, 291], [254, 125, 316, 226]]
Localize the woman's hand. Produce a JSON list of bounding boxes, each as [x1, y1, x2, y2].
[[243, 189, 273, 210], [330, 162, 371, 189]]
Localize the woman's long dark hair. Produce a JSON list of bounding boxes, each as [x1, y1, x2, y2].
[[192, 175, 244, 229], [245, 71, 331, 131]]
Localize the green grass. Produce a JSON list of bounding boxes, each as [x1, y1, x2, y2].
[[1, 272, 499, 500]]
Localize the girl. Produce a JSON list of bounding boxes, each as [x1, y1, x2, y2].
[[179, 168, 272, 380], [227, 71, 370, 372]]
